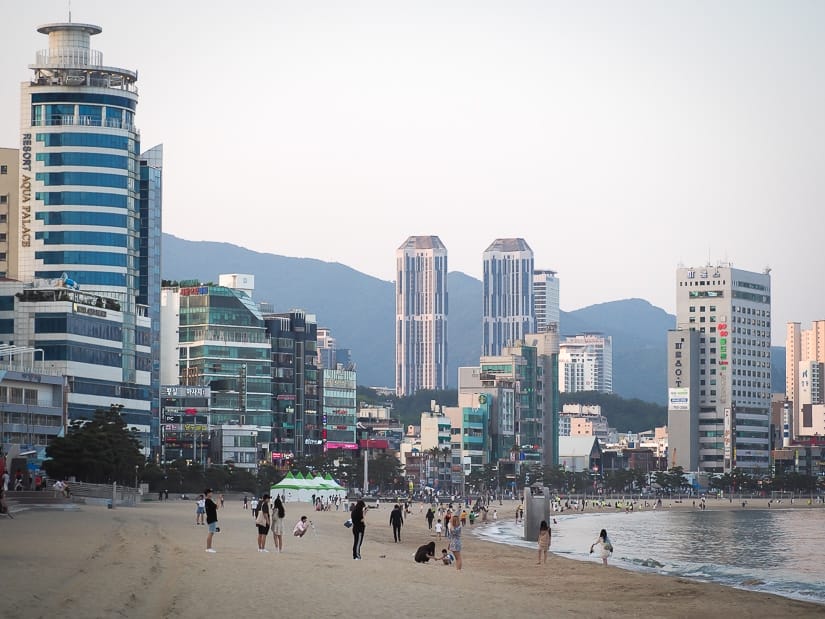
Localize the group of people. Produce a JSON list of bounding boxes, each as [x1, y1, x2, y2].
[[415, 512, 464, 569]]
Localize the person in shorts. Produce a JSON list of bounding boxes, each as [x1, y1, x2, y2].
[[195, 494, 205, 525], [204, 488, 221, 553]]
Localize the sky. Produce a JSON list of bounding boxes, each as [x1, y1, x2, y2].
[[1, 1, 822, 345]]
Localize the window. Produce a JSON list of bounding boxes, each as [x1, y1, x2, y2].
[[0, 165, 7, 174], [0, 195, 7, 205]]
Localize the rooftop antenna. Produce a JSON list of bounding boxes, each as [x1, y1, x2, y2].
[[68, 0, 72, 22]]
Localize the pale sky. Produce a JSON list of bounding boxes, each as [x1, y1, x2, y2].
[[2, 1, 823, 345]]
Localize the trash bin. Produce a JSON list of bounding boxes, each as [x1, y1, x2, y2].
[[107, 500, 113, 509]]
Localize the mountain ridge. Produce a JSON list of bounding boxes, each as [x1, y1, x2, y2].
[[162, 233, 786, 404]]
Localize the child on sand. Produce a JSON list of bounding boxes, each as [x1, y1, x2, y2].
[[435, 518, 443, 540], [537, 520, 551, 564]]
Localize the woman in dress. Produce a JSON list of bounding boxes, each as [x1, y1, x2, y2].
[[537, 520, 551, 565], [448, 514, 462, 570], [270, 495, 285, 552], [590, 528, 612, 566]]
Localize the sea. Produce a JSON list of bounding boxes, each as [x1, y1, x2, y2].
[[473, 504, 825, 605]]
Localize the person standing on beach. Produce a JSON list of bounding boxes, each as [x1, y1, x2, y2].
[[537, 520, 551, 565], [256, 494, 271, 552], [271, 495, 285, 552], [448, 514, 463, 570], [204, 488, 220, 553], [390, 503, 404, 542], [426, 507, 435, 530], [195, 494, 205, 525], [435, 518, 443, 540], [590, 528, 612, 566], [351, 500, 367, 560]]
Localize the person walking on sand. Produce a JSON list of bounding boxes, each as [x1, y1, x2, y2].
[[270, 495, 285, 552], [426, 507, 435, 530], [590, 528, 612, 566], [537, 520, 551, 564], [256, 494, 271, 552], [390, 503, 404, 542], [351, 499, 367, 560], [448, 514, 463, 570], [204, 488, 221, 553]]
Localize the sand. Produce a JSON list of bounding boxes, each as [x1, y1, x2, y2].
[[2, 497, 823, 619]]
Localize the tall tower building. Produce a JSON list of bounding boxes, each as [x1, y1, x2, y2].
[[483, 238, 535, 356], [5, 21, 161, 445], [675, 264, 772, 474], [0, 148, 19, 277], [533, 269, 560, 332], [395, 236, 448, 396]]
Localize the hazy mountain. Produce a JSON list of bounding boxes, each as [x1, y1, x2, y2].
[[162, 233, 786, 404]]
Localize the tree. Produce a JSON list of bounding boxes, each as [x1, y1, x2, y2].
[[44, 404, 145, 484]]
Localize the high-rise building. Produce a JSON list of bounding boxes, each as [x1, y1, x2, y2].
[[265, 309, 319, 458], [395, 236, 448, 395], [786, 320, 825, 440], [3, 21, 161, 447], [0, 148, 19, 277], [675, 263, 772, 474], [533, 269, 560, 332], [482, 238, 535, 356], [558, 334, 613, 394]]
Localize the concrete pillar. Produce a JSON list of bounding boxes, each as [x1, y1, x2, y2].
[[522, 486, 550, 541]]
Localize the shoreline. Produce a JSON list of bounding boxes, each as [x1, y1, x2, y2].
[[3, 497, 824, 618]]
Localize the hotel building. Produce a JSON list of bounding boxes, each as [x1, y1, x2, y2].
[[672, 264, 772, 474], [558, 333, 613, 394], [533, 269, 560, 333], [786, 320, 825, 439], [395, 236, 448, 395], [1, 21, 161, 449]]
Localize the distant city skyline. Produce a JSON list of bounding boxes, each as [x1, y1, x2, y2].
[[1, 1, 823, 346]]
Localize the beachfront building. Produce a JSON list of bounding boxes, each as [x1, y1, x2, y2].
[[444, 392, 492, 494], [162, 277, 272, 469], [0, 148, 19, 277], [667, 328, 701, 472], [159, 384, 210, 466], [674, 263, 772, 474], [785, 321, 825, 441], [0, 345, 66, 463], [559, 405, 610, 440], [533, 269, 560, 333], [5, 21, 162, 449], [320, 365, 358, 458], [558, 333, 613, 394], [482, 238, 535, 356], [395, 236, 448, 395], [264, 309, 319, 459], [419, 407, 452, 491]]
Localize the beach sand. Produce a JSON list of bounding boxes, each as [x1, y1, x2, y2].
[[2, 497, 823, 619]]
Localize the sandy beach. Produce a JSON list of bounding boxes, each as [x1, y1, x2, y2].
[[3, 497, 824, 619]]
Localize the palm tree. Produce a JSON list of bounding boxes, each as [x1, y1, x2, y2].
[[427, 446, 441, 489], [440, 446, 452, 492]]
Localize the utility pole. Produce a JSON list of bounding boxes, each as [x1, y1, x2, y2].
[[363, 447, 368, 495]]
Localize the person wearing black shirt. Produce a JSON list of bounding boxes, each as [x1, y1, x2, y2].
[[204, 488, 221, 553], [389, 504, 404, 542], [351, 500, 366, 560]]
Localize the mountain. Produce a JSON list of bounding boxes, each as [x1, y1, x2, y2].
[[162, 234, 786, 404]]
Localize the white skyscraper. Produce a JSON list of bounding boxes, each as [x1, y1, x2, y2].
[[558, 334, 613, 394], [395, 236, 448, 396], [533, 269, 560, 332], [673, 263, 772, 474], [482, 238, 535, 356]]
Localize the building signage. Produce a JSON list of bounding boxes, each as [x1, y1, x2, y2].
[[20, 132, 32, 247], [161, 385, 211, 398], [668, 387, 689, 411], [718, 323, 728, 365], [723, 407, 732, 469], [671, 340, 684, 387], [74, 303, 107, 318], [304, 438, 323, 445], [325, 441, 358, 450]]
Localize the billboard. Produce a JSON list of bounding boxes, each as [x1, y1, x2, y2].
[[668, 387, 689, 411]]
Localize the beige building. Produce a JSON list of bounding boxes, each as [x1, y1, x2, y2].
[[786, 321, 825, 440], [0, 148, 19, 279]]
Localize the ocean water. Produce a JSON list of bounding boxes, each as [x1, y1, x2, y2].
[[473, 506, 825, 604]]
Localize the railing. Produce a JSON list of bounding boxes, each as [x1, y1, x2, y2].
[[32, 115, 138, 133], [35, 47, 104, 67]]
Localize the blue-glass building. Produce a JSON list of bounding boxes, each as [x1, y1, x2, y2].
[[7, 21, 161, 448]]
